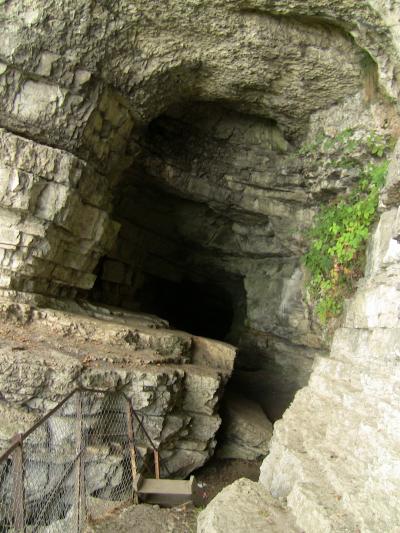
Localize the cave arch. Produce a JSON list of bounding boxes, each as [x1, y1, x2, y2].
[[88, 100, 325, 420], [1, 2, 400, 528], [0, 8, 392, 421]]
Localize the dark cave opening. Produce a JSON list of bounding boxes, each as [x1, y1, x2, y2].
[[89, 99, 312, 423], [135, 275, 235, 341]]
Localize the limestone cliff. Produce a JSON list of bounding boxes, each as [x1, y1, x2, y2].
[[1, 1, 400, 530], [259, 142, 400, 531], [2, 0, 399, 417]]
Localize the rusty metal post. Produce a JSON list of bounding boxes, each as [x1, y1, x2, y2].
[[11, 434, 25, 532], [74, 391, 85, 531], [154, 449, 160, 480], [126, 399, 139, 503]]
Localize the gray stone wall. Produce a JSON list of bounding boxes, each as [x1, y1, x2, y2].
[[259, 140, 400, 531]]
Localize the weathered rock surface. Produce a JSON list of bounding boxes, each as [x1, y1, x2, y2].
[[1, 1, 400, 530], [0, 402, 43, 451], [1, 0, 399, 418], [259, 176, 400, 532], [217, 392, 273, 460], [0, 301, 236, 478], [85, 502, 197, 533], [197, 478, 300, 533]]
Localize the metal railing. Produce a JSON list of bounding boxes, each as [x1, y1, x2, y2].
[[0, 388, 164, 532]]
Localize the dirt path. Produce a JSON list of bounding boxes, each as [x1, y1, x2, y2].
[[86, 458, 262, 533]]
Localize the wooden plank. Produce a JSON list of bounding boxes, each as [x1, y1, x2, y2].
[[138, 478, 193, 496]]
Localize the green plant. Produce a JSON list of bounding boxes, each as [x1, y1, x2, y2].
[[303, 129, 393, 324]]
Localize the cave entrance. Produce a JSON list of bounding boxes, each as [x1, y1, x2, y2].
[[135, 275, 234, 341], [90, 99, 319, 424]]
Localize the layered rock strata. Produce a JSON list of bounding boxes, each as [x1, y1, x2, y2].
[[0, 301, 236, 478], [258, 144, 400, 531], [1, 2, 400, 529], [1, 0, 399, 417]]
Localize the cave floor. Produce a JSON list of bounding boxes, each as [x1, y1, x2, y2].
[[85, 458, 262, 533]]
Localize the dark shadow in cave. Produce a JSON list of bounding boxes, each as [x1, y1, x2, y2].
[[135, 275, 234, 341], [89, 99, 295, 425]]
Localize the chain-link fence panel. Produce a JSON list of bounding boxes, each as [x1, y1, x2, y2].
[[0, 453, 14, 532], [23, 420, 77, 532], [0, 389, 165, 532], [83, 391, 133, 521]]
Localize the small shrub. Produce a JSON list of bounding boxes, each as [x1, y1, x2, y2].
[[302, 129, 393, 324]]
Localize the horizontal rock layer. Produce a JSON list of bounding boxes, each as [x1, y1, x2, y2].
[[0, 301, 236, 479], [1, 2, 400, 530], [260, 165, 400, 532], [1, 0, 399, 418]]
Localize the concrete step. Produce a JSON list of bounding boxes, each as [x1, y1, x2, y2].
[[134, 474, 195, 506]]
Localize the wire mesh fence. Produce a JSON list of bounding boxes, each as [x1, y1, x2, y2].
[[0, 389, 161, 532]]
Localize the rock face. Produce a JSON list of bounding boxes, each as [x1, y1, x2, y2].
[[217, 392, 273, 460], [197, 478, 300, 533], [1, 0, 400, 418], [0, 301, 236, 478], [1, 1, 400, 529], [259, 159, 400, 531]]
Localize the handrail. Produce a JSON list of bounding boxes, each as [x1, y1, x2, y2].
[[0, 387, 160, 464], [0, 434, 22, 464], [0, 389, 78, 464]]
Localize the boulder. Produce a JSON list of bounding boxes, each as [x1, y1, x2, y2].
[[217, 392, 273, 460], [197, 478, 300, 533]]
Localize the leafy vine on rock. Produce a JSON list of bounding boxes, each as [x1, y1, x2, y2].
[[302, 129, 394, 324]]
